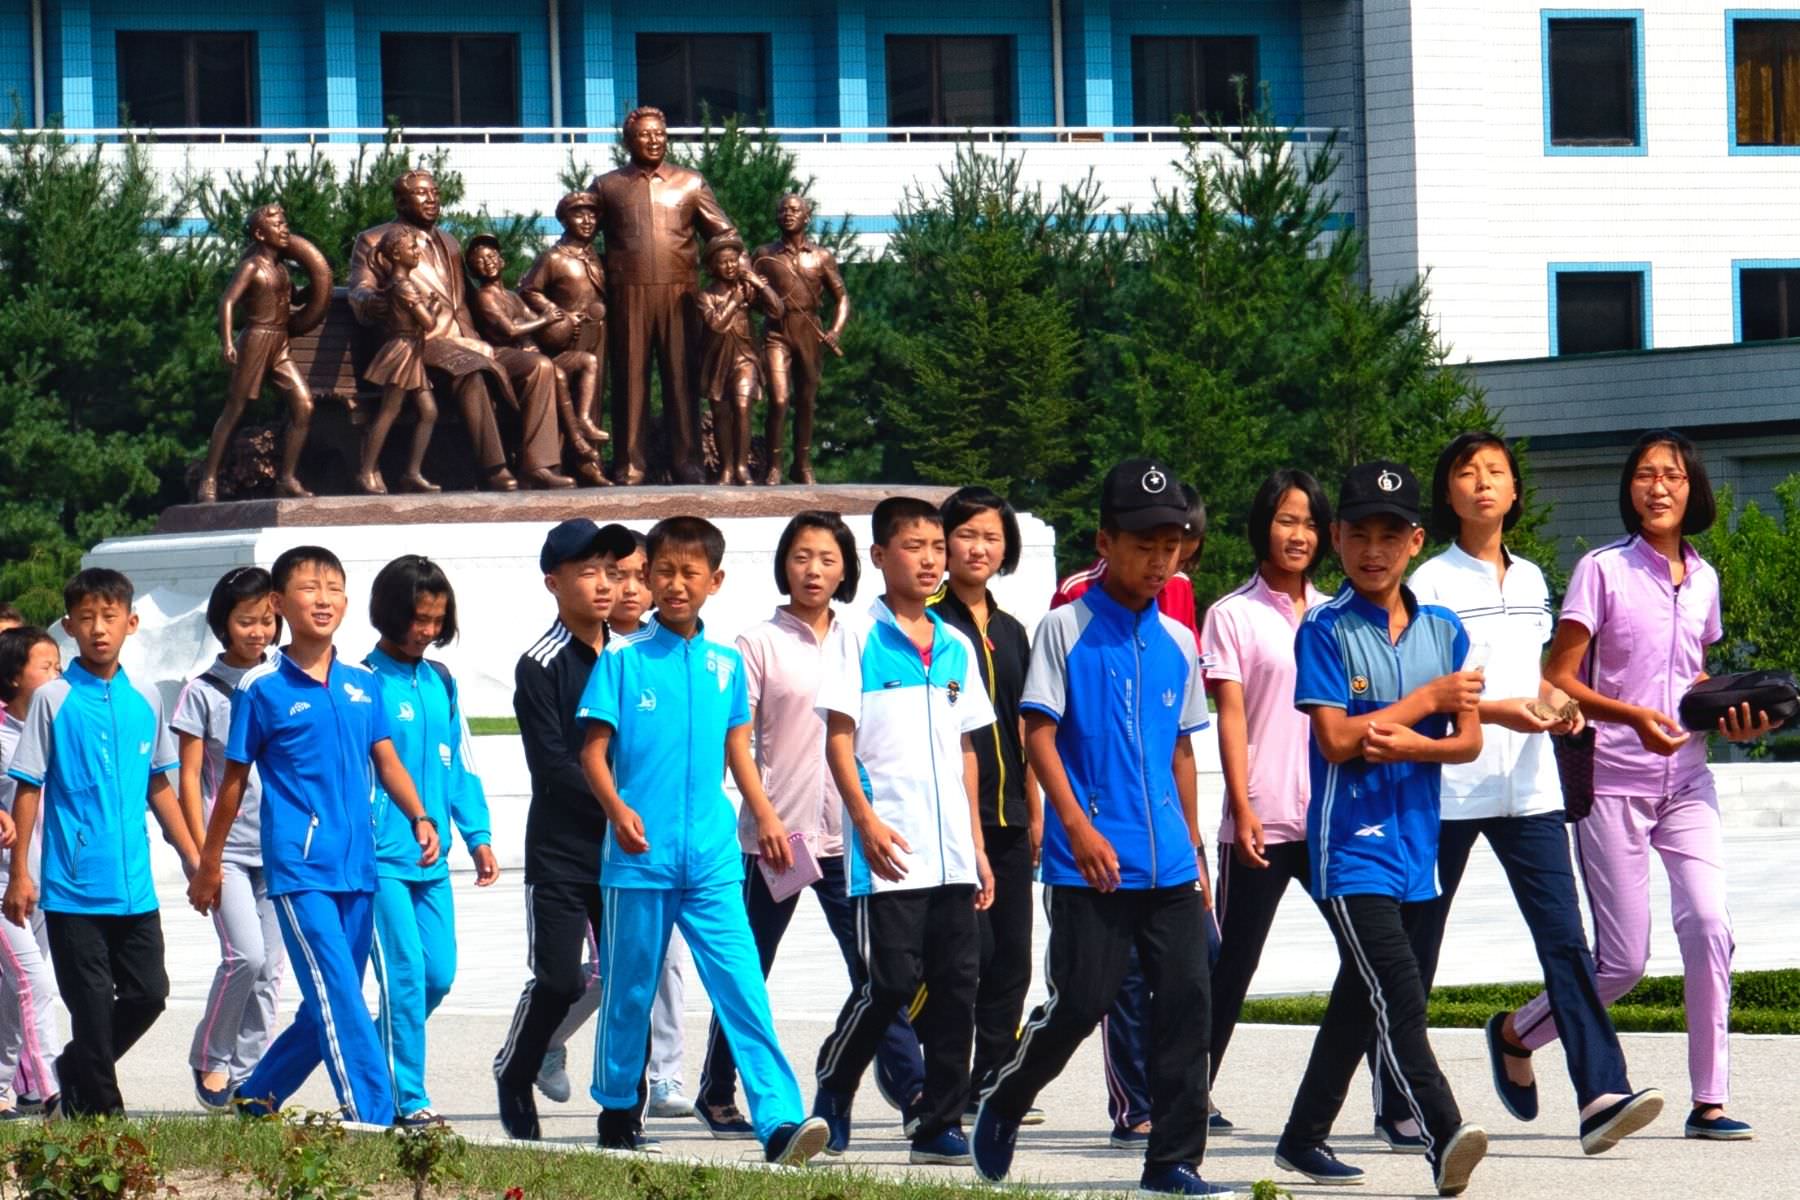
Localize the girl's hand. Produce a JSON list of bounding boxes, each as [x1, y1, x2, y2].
[[611, 807, 650, 855], [1541, 687, 1586, 735], [472, 844, 500, 886], [1718, 701, 1781, 743], [0, 811, 14, 851], [1028, 812, 1043, 868], [1631, 707, 1691, 756], [974, 849, 994, 911], [186, 863, 220, 917], [1491, 698, 1559, 735], [1230, 807, 1269, 869], [757, 813, 794, 873]]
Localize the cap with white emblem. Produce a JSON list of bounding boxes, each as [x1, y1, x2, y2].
[[1100, 457, 1190, 532], [1336, 459, 1422, 526]]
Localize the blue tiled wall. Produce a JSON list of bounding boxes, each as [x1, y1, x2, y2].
[[1109, 0, 1306, 126], [0, 6, 33, 123]]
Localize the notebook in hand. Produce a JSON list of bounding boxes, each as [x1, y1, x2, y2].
[[758, 832, 824, 903]]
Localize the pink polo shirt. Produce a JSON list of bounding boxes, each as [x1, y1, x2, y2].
[[1562, 536, 1721, 798], [1201, 572, 1325, 845], [735, 607, 846, 859]]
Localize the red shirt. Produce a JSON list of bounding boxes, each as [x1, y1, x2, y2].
[[1050, 558, 1200, 641]]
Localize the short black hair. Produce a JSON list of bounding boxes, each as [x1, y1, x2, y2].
[[1620, 428, 1716, 536], [272, 545, 346, 592], [1181, 484, 1207, 541], [0, 627, 56, 704], [872, 496, 942, 547], [939, 487, 1021, 576], [1430, 432, 1524, 542], [1246, 468, 1333, 571], [0, 603, 22, 626], [369, 555, 458, 647], [622, 529, 649, 558], [775, 510, 859, 603], [205, 567, 282, 646], [647, 516, 726, 570], [63, 568, 133, 614]]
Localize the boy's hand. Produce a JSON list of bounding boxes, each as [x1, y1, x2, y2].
[[1422, 670, 1485, 714], [1194, 848, 1214, 910], [414, 820, 441, 868], [1028, 812, 1043, 868], [2, 873, 34, 928], [611, 807, 650, 855], [1361, 722, 1429, 763], [472, 845, 500, 886], [1718, 701, 1782, 743], [854, 816, 911, 882], [756, 812, 794, 873], [0, 811, 15, 851], [1489, 698, 1560, 735], [1230, 806, 1269, 868], [188, 861, 222, 916], [1068, 820, 1121, 892], [1631, 707, 1691, 756], [974, 848, 994, 911]]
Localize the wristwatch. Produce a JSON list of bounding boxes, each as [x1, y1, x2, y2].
[[411, 815, 439, 831]]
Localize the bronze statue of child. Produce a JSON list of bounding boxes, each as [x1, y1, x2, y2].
[[357, 228, 442, 495], [204, 203, 329, 502], [696, 234, 783, 486]]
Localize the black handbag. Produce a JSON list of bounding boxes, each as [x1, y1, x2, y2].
[[1551, 726, 1597, 823], [1678, 670, 1800, 732]]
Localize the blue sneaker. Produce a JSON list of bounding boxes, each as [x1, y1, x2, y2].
[[1485, 1011, 1538, 1121], [1373, 1115, 1427, 1154], [1684, 1109, 1754, 1141], [811, 1087, 854, 1156], [194, 1070, 235, 1114], [1580, 1089, 1663, 1155], [1137, 1164, 1239, 1197], [910, 1126, 972, 1165], [692, 1101, 756, 1141], [1111, 1120, 1152, 1149], [971, 1098, 1020, 1183], [1275, 1138, 1366, 1186], [764, 1116, 830, 1166]]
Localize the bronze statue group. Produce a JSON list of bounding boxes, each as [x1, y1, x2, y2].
[[200, 106, 848, 504]]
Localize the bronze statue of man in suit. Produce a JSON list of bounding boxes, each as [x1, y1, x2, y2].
[[589, 107, 736, 485], [348, 170, 572, 490]]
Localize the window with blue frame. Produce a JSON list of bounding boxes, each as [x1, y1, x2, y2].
[[637, 35, 770, 127], [885, 36, 1013, 133], [1552, 266, 1648, 355], [1733, 19, 1800, 147], [1544, 15, 1643, 150], [1131, 37, 1257, 127], [380, 34, 520, 134], [1740, 267, 1800, 340], [116, 32, 255, 131]]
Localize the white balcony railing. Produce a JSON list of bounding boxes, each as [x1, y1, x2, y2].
[[14, 124, 1344, 146]]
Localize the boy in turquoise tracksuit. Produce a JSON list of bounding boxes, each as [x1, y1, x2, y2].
[[577, 516, 828, 1166], [364, 556, 498, 1125]]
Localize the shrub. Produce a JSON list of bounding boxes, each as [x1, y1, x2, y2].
[[6, 1118, 169, 1200]]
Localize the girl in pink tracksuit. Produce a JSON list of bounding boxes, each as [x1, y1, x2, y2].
[[1504, 429, 1778, 1141]]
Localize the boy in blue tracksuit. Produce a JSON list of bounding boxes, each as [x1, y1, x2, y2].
[[3, 568, 196, 1118], [364, 555, 497, 1126], [1272, 461, 1488, 1198], [188, 545, 441, 1127], [577, 516, 829, 1167]]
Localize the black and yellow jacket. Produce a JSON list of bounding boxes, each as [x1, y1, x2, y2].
[[929, 585, 1031, 829]]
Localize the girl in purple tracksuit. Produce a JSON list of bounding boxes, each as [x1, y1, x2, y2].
[[1504, 430, 1777, 1141]]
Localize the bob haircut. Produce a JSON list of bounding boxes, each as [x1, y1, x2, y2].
[[369, 555, 458, 648], [939, 486, 1021, 576], [774, 510, 859, 604], [0, 626, 56, 704], [647, 516, 727, 571], [1619, 428, 1716, 536], [1430, 431, 1524, 543], [272, 546, 346, 592], [63, 567, 133, 614], [206, 567, 283, 646], [1246, 468, 1333, 573]]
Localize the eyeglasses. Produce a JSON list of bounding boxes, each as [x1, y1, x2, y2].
[[1631, 469, 1688, 489]]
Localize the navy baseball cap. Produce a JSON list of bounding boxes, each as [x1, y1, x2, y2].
[[1337, 460, 1422, 526], [1101, 458, 1189, 532], [539, 519, 635, 573]]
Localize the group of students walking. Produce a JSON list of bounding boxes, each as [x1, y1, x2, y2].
[[0, 425, 1774, 1199]]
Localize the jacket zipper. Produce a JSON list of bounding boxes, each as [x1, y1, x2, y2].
[[1666, 577, 1681, 797], [1132, 612, 1157, 884], [976, 612, 1007, 828], [106, 679, 125, 900], [684, 636, 694, 883]]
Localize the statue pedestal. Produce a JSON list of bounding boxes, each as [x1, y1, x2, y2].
[[88, 485, 1063, 719]]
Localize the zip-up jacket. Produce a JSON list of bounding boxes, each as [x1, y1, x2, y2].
[[5, 660, 177, 915], [929, 586, 1030, 829], [817, 598, 996, 897], [576, 618, 750, 890], [227, 650, 390, 897], [365, 647, 491, 881], [514, 620, 608, 884]]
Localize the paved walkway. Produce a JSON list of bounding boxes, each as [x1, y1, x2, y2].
[[106, 827, 1799, 1198]]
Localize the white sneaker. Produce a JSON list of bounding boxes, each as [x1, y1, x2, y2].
[[535, 1047, 571, 1104], [648, 1079, 693, 1118]]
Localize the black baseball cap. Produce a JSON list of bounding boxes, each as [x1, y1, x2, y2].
[[1100, 458, 1189, 532], [1337, 460, 1422, 526], [539, 519, 635, 573]]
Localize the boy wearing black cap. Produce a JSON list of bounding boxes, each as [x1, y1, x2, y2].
[[973, 460, 1230, 1199], [493, 518, 644, 1139], [1273, 461, 1488, 1197]]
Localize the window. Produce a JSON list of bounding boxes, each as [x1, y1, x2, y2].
[[1131, 36, 1257, 126], [380, 34, 519, 132], [116, 32, 255, 129], [636, 35, 769, 127], [1551, 267, 1649, 356], [886, 36, 1013, 132], [1739, 266, 1800, 341], [1543, 14, 1643, 152], [1733, 19, 1800, 147]]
